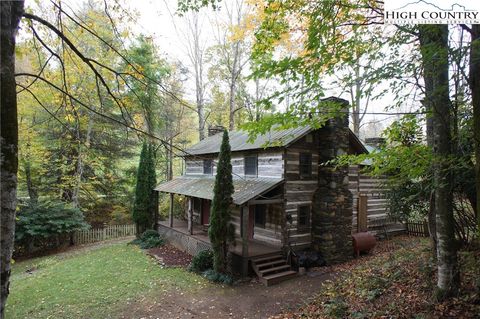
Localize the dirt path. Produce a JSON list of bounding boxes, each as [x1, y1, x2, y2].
[[117, 270, 334, 319]]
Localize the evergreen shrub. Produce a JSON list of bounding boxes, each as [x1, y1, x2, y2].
[[188, 249, 214, 273]]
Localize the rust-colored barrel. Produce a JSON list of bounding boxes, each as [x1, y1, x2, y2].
[[352, 232, 376, 257]]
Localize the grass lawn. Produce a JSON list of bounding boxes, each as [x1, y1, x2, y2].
[[6, 241, 209, 319]]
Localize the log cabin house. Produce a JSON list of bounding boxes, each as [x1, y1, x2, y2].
[[155, 99, 398, 285]]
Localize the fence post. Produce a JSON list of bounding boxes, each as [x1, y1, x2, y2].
[[423, 220, 429, 237], [169, 193, 174, 227], [71, 224, 135, 245], [358, 194, 368, 232]]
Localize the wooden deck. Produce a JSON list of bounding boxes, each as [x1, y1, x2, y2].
[[157, 219, 281, 258]]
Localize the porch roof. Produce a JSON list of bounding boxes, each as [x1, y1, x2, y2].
[[154, 176, 284, 205]]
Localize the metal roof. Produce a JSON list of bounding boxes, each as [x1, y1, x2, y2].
[[185, 126, 370, 156], [185, 126, 312, 155], [155, 176, 284, 205]]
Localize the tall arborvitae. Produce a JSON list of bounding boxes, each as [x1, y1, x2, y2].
[[147, 144, 157, 229], [133, 142, 154, 236], [208, 130, 235, 274]]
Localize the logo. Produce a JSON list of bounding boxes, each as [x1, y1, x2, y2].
[[384, 0, 480, 24]]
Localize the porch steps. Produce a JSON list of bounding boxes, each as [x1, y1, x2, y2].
[[251, 253, 297, 286]]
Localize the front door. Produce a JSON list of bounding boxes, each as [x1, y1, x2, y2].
[[248, 206, 255, 239], [202, 199, 211, 225]]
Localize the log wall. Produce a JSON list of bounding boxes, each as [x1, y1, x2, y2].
[[185, 151, 284, 179], [283, 133, 318, 249], [180, 133, 400, 251], [349, 165, 405, 235]]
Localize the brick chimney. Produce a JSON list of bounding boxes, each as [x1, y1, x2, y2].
[[208, 125, 225, 137]]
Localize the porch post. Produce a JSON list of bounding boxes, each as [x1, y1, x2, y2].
[[241, 205, 249, 277], [153, 191, 159, 229], [169, 193, 174, 228], [187, 197, 193, 235]]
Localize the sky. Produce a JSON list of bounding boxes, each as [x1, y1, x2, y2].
[[127, 0, 409, 137], [23, 0, 413, 138]]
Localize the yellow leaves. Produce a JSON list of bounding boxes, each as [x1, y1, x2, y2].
[[269, 1, 281, 11], [65, 114, 75, 123], [121, 29, 130, 38], [132, 113, 145, 130], [228, 25, 247, 42]]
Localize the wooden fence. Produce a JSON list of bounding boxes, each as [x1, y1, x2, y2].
[[73, 224, 136, 245], [349, 165, 407, 236], [406, 221, 429, 237]]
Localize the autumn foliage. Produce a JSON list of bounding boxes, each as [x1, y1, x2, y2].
[[271, 237, 480, 319]]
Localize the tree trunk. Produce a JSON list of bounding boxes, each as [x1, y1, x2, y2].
[[469, 24, 480, 231], [428, 191, 437, 258], [195, 76, 205, 141], [419, 33, 437, 257], [191, 13, 206, 141], [255, 78, 261, 122], [24, 159, 38, 205], [351, 62, 361, 136], [168, 137, 173, 181], [228, 41, 240, 131], [419, 24, 459, 298], [1, 1, 24, 316], [228, 76, 236, 131]]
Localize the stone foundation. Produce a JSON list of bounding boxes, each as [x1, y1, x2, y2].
[[312, 98, 353, 264]]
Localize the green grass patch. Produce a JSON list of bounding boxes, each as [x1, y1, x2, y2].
[[6, 242, 208, 319]]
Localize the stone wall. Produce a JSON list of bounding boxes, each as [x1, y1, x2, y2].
[[312, 97, 353, 264]]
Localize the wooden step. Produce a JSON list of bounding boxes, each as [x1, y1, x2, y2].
[[252, 254, 283, 264], [251, 253, 297, 286], [262, 270, 297, 286], [256, 259, 286, 269], [259, 264, 291, 275]]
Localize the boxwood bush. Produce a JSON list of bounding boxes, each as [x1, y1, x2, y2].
[[202, 269, 233, 285], [188, 249, 214, 273], [130, 230, 165, 249]]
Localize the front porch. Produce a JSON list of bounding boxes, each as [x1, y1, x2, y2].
[[155, 177, 287, 276], [157, 218, 282, 259]]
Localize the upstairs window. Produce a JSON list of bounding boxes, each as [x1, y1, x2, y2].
[[298, 205, 310, 229], [299, 152, 312, 177], [244, 155, 258, 176], [203, 159, 213, 174], [254, 205, 266, 228], [305, 133, 313, 143]]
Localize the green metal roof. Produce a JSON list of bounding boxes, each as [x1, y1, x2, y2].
[[185, 126, 312, 155], [155, 176, 284, 205], [185, 126, 370, 156]]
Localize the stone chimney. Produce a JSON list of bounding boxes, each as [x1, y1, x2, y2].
[[208, 125, 225, 137], [364, 137, 386, 148], [312, 97, 353, 265]]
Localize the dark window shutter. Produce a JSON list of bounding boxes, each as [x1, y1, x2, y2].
[[298, 205, 310, 228], [299, 153, 312, 177]]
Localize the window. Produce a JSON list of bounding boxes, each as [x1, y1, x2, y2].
[[203, 159, 213, 174], [298, 205, 310, 229], [193, 198, 201, 214], [305, 134, 313, 143], [299, 153, 312, 177], [254, 205, 266, 228], [244, 155, 258, 176]]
